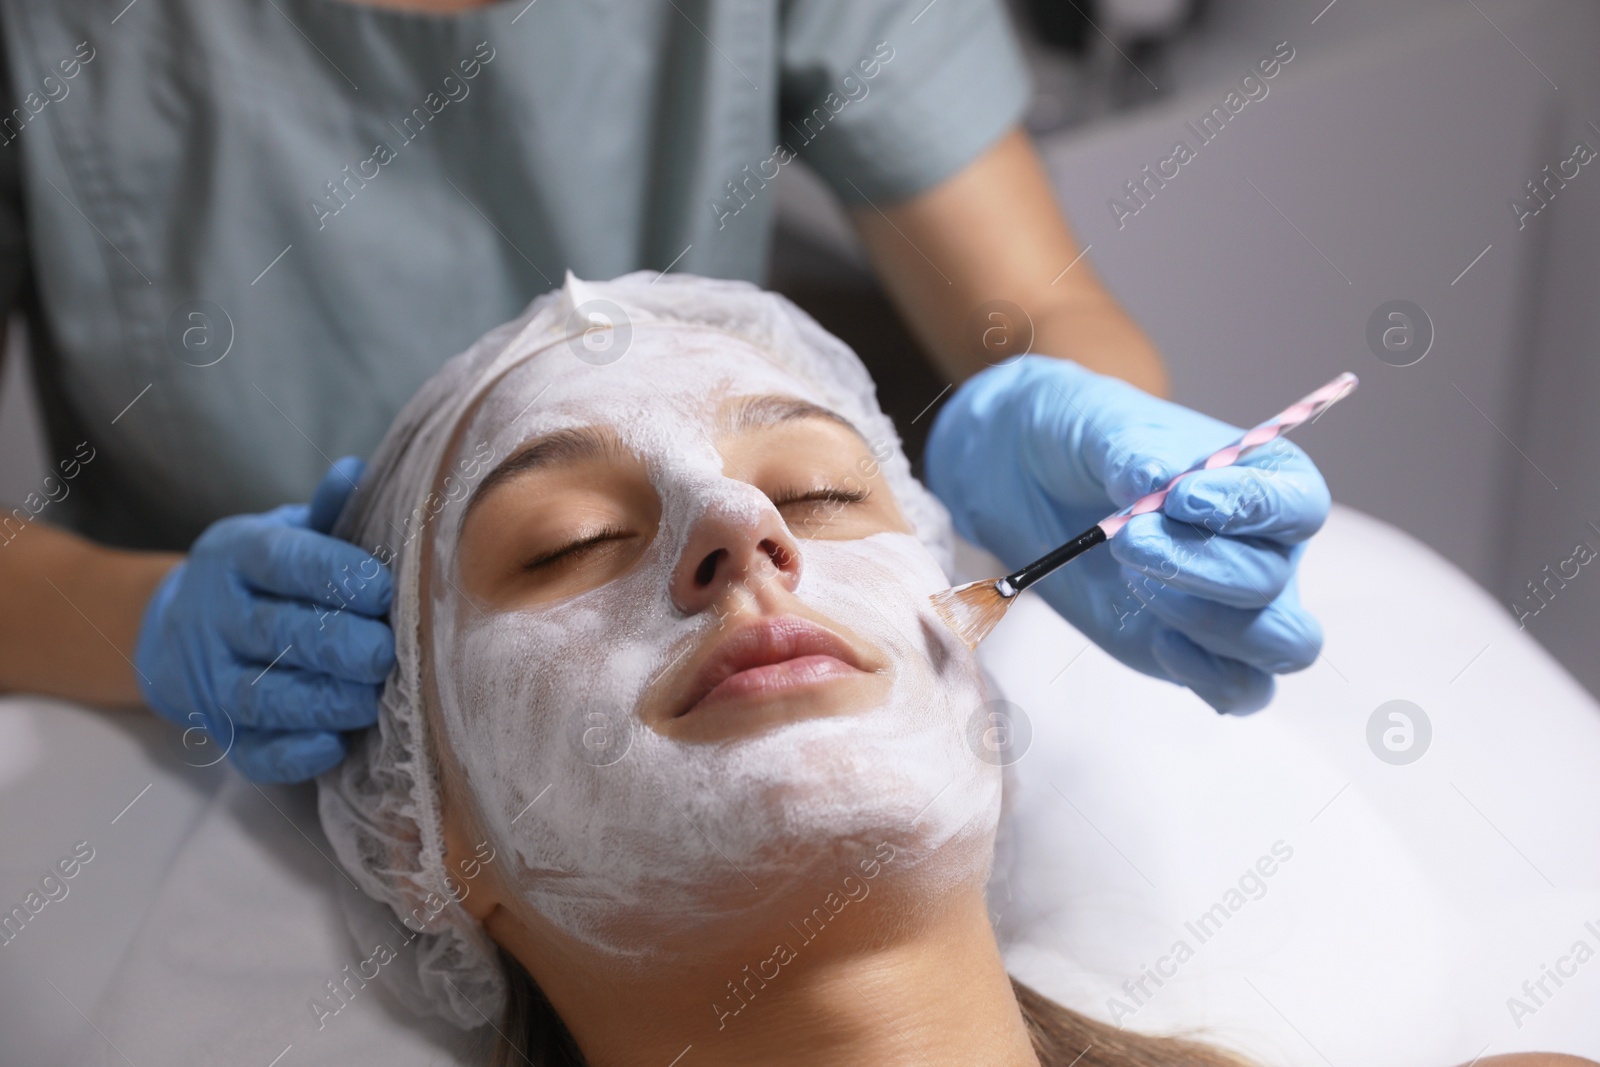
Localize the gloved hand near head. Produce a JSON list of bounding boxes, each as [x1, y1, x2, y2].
[[924, 356, 1331, 715], [134, 457, 395, 783]]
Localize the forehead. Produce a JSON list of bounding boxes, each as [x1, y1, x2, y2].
[[461, 323, 830, 456]]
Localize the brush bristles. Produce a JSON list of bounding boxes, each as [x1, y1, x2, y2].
[[928, 579, 1013, 649]]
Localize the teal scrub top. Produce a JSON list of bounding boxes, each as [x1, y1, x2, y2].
[[0, 0, 1028, 550]]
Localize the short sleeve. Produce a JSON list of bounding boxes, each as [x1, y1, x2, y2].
[[778, 0, 1031, 205]]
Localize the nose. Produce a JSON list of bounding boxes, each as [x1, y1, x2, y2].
[[669, 487, 802, 616]]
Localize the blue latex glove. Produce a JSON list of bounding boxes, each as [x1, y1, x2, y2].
[[925, 357, 1331, 714], [135, 457, 394, 782]]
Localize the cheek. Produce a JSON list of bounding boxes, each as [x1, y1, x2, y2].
[[439, 552, 700, 789], [796, 533, 977, 689], [450, 591, 636, 747]]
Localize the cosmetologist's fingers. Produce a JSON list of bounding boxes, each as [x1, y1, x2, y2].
[[228, 595, 395, 683], [230, 727, 350, 784], [1092, 420, 1240, 510], [1150, 629, 1275, 715], [1110, 514, 1295, 608], [1160, 450, 1331, 545], [227, 663, 383, 732], [234, 524, 393, 615], [308, 456, 367, 534], [1142, 586, 1323, 675]]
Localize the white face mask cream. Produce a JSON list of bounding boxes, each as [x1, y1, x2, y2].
[[423, 323, 999, 962]]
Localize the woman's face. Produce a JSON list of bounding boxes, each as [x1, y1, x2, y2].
[[421, 324, 998, 960]]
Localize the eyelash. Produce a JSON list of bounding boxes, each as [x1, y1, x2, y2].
[[769, 485, 870, 509], [523, 486, 867, 571], [524, 525, 630, 571]]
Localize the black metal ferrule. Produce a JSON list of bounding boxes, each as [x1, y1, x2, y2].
[[1005, 524, 1108, 594]]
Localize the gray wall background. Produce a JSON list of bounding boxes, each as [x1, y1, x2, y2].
[[4, 0, 1597, 698], [774, 0, 1600, 701]]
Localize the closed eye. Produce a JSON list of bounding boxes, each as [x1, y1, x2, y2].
[[524, 525, 632, 571], [769, 486, 871, 508], [769, 485, 871, 537]]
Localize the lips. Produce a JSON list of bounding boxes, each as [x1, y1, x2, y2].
[[673, 616, 870, 719]]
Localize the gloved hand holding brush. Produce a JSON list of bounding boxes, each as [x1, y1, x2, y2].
[[924, 356, 1335, 715]]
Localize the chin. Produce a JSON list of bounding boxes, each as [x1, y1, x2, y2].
[[660, 693, 1003, 944], [615, 776, 1002, 967]]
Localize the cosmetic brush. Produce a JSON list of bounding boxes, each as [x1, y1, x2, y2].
[[930, 371, 1360, 649]]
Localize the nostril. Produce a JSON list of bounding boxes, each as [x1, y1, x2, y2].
[[761, 539, 792, 570], [693, 549, 725, 587]]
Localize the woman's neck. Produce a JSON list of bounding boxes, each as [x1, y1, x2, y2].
[[505, 885, 1042, 1067]]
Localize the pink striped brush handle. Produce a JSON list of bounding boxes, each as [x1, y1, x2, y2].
[[1097, 372, 1359, 539]]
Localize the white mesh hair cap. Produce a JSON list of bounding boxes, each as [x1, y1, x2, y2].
[[317, 271, 955, 1029]]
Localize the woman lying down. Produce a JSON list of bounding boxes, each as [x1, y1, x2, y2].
[[319, 272, 1588, 1067]]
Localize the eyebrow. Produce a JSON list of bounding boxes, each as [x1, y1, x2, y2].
[[462, 425, 621, 523], [461, 395, 864, 521], [720, 394, 863, 440]]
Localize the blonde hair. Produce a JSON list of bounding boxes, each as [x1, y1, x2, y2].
[[488, 949, 1256, 1067]]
